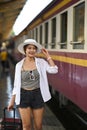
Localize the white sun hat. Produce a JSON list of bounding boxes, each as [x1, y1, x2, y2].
[[17, 39, 43, 55]]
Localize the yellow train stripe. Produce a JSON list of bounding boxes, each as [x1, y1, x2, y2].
[[38, 54, 87, 67], [30, 18, 42, 29], [43, 0, 71, 19], [52, 55, 87, 67]]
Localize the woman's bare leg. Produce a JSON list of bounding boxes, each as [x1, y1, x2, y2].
[[18, 107, 32, 130], [32, 107, 44, 130]]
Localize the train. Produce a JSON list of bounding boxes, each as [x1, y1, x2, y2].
[[13, 0, 87, 122]]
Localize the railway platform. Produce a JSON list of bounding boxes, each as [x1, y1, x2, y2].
[[0, 61, 65, 130]]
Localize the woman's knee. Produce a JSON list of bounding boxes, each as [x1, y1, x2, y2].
[[34, 122, 42, 130], [23, 123, 31, 130]]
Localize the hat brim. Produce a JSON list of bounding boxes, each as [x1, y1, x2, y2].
[[18, 41, 42, 55]]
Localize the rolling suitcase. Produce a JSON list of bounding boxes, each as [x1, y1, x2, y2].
[[1, 107, 22, 130]]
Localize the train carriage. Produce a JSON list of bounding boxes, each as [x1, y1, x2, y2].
[[14, 0, 87, 119]]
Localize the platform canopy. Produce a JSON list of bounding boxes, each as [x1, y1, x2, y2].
[[0, 0, 27, 41]]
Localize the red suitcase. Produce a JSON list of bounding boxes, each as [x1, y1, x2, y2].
[[1, 107, 22, 130]]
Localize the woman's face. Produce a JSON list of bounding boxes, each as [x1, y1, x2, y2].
[[24, 44, 37, 57]]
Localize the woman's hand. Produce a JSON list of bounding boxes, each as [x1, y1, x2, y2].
[[7, 95, 15, 111], [41, 48, 50, 59], [7, 103, 14, 111], [41, 48, 55, 66]]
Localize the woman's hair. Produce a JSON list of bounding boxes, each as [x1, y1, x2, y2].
[[23, 44, 37, 54]]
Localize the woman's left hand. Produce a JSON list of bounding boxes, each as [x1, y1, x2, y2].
[[41, 48, 55, 66], [41, 48, 50, 58]]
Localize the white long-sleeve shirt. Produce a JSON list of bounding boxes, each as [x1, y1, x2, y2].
[[12, 57, 58, 105]]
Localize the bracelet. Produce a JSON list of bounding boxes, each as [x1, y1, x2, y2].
[[47, 57, 52, 61]]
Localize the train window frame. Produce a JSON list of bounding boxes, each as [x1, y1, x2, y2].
[[32, 30, 34, 39], [36, 28, 38, 41], [39, 25, 43, 45], [72, 2, 85, 49], [60, 11, 67, 49], [51, 17, 56, 49], [29, 30, 33, 39], [44, 22, 49, 48]]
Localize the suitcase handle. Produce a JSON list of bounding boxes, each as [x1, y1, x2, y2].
[[3, 107, 16, 124], [1, 107, 22, 129]]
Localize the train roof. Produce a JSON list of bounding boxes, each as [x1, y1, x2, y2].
[[17, 0, 80, 37]]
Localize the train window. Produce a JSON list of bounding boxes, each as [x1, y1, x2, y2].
[[73, 2, 84, 49], [45, 22, 48, 48], [40, 25, 43, 45], [29, 30, 32, 38], [28, 31, 31, 38], [51, 17, 56, 49], [32, 30, 34, 39], [36, 28, 38, 41], [60, 12, 67, 49]]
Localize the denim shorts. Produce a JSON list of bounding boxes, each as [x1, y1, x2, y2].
[[17, 88, 44, 109]]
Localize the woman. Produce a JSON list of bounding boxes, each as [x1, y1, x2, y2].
[[8, 39, 58, 130]]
